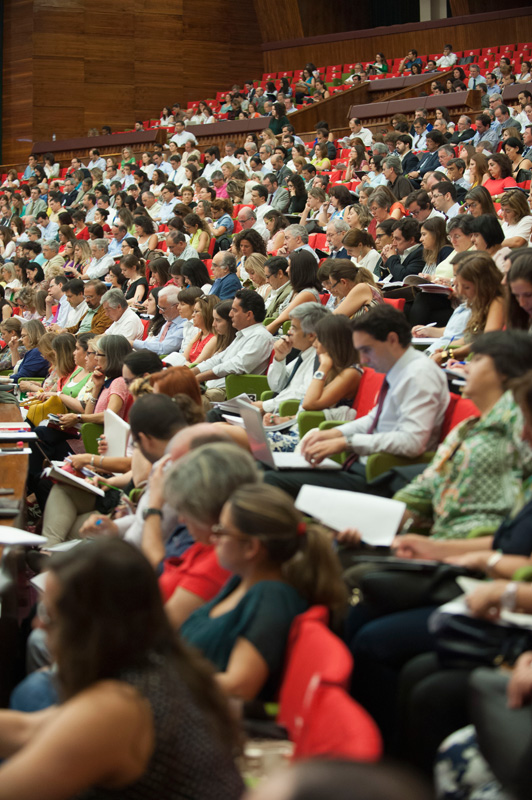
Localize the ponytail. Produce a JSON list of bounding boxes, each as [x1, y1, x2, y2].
[[228, 485, 347, 611]]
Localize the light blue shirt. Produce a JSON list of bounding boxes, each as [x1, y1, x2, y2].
[[107, 236, 126, 257], [132, 316, 184, 355], [426, 303, 472, 356]]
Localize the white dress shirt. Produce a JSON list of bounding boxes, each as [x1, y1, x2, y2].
[[168, 166, 188, 187], [353, 127, 373, 147], [170, 130, 198, 146], [65, 300, 88, 329], [104, 307, 145, 340], [197, 323, 274, 389], [337, 347, 449, 459], [263, 347, 317, 413], [85, 254, 116, 280], [88, 157, 107, 171], [202, 159, 223, 182], [436, 53, 458, 67]]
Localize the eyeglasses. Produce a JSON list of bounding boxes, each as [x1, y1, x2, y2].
[[431, 193, 444, 199], [211, 523, 249, 541], [464, 202, 478, 210], [157, 302, 177, 310], [329, 280, 341, 289]]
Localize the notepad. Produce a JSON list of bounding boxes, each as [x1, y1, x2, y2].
[[295, 485, 405, 547], [0, 527, 47, 547]]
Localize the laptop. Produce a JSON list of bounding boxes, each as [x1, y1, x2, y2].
[[237, 400, 341, 471]]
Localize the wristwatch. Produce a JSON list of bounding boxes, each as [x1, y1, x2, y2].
[[500, 581, 518, 612], [142, 507, 163, 520], [313, 370, 326, 380]]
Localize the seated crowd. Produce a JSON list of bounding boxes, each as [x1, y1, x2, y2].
[[1, 40, 532, 800]]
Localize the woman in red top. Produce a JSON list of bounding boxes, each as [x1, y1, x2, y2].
[[185, 294, 218, 364], [483, 153, 518, 198], [72, 210, 90, 240]]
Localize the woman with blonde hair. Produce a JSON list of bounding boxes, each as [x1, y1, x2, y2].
[[178, 482, 347, 700], [25, 333, 77, 424], [244, 253, 271, 299], [9, 319, 49, 382], [346, 203, 372, 231]]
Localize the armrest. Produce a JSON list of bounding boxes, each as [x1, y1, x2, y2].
[[365, 452, 434, 482], [279, 399, 299, 416], [261, 390, 276, 401], [512, 565, 532, 582], [297, 410, 326, 439]]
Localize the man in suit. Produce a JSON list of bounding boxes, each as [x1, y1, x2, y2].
[[406, 131, 446, 185], [380, 218, 424, 282], [494, 103, 522, 134], [523, 125, 532, 159], [326, 219, 350, 259], [263, 173, 290, 213], [270, 153, 293, 187], [449, 115, 476, 145], [26, 186, 47, 217], [396, 135, 419, 176]]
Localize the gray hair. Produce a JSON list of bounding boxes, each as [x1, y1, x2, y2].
[[384, 155, 403, 175], [43, 239, 59, 253], [289, 301, 331, 334], [210, 171, 223, 181], [158, 285, 179, 304], [91, 238, 109, 253], [164, 442, 260, 524], [286, 224, 308, 244], [260, 143, 273, 155], [142, 191, 156, 200], [240, 208, 256, 222], [490, 94, 502, 102], [218, 252, 237, 273], [439, 145, 455, 157], [372, 143, 388, 155], [102, 288, 128, 309], [327, 218, 350, 233]]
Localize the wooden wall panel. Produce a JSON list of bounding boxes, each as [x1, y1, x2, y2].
[[262, 10, 532, 72], [1, 0, 263, 167], [253, 0, 304, 43]]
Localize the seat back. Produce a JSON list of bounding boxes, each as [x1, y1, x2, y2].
[[294, 684, 382, 761], [383, 297, 405, 311], [278, 607, 350, 736], [352, 367, 385, 418], [439, 392, 480, 441]]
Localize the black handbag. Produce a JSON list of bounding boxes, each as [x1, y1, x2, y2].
[[344, 555, 468, 616], [434, 613, 532, 669]]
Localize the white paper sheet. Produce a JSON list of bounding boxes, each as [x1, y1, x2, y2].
[[104, 409, 130, 459], [0, 527, 47, 546], [295, 485, 405, 546]]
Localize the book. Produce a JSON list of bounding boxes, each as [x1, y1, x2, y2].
[[42, 461, 105, 496]]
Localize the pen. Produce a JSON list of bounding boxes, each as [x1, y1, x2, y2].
[[424, 322, 438, 328]]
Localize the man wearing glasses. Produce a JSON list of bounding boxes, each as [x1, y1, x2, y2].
[[132, 286, 184, 355], [405, 190, 444, 223]]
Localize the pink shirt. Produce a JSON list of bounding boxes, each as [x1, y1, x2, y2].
[[94, 376, 131, 418], [215, 183, 229, 199]]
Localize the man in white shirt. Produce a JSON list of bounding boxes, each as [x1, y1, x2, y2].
[[35, 211, 59, 242], [431, 181, 461, 220], [347, 117, 373, 148], [170, 120, 198, 147], [201, 146, 222, 182], [102, 288, 145, 340], [236, 207, 269, 242], [412, 118, 429, 153], [141, 191, 162, 223], [82, 193, 98, 223], [436, 45, 458, 68], [84, 239, 116, 280], [284, 97, 298, 114], [165, 231, 198, 264], [221, 141, 240, 167], [264, 305, 449, 496], [61, 279, 89, 329], [156, 183, 179, 224], [87, 148, 107, 171], [192, 289, 274, 399], [132, 285, 185, 355], [250, 184, 270, 224], [258, 143, 274, 173], [96, 196, 116, 225], [167, 155, 188, 188], [261, 302, 329, 417]]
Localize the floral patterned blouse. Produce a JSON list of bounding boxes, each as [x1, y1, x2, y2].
[[394, 391, 532, 539]]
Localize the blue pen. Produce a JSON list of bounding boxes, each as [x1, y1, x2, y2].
[[95, 519, 103, 526]]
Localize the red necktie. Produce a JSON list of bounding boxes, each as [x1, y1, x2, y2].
[[342, 379, 389, 471], [159, 320, 171, 342]]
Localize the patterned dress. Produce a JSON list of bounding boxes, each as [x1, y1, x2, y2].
[[394, 391, 532, 539], [78, 652, 244, 800]]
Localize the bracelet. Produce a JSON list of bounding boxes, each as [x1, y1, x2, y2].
[[91, 455, 95, 467], [487, 552, 503, 573], [100, 456, 104, 467], [500, 581, 518, 612]]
